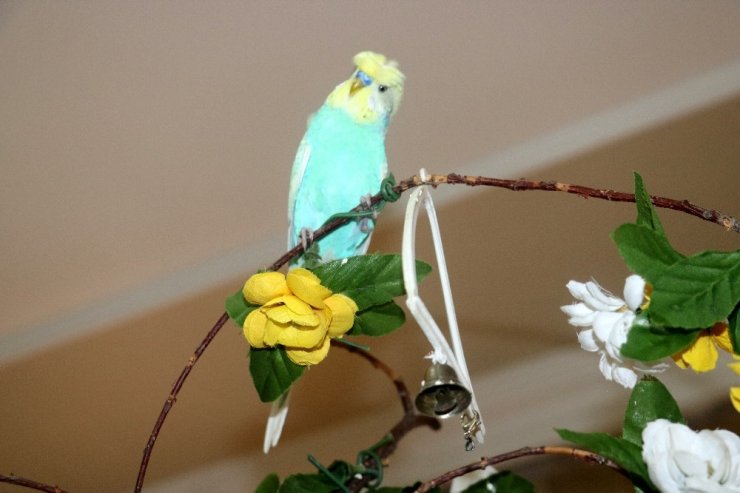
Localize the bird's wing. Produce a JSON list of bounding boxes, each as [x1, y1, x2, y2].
[[263, 390, 291, 454], [287, 136, 312, 249]]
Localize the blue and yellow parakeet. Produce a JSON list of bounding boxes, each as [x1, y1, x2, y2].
[[288, 50, 405, 262], [263, 51, 405, 453]]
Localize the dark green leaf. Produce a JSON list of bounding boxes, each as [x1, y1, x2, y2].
[[729, 302, 740, 354], [249, 347, 305, 402], [313, 254, 432, 311], [461, 471, 534, 493], [278, 473, 335, 493], [622, 377, 685, 447], [633, 172, 666, 236], [611, 223, 684, 282], [225, 289, 258, 327], [649, 249, 740, 329], [255, 473, 280, 493], [620, 320, 700, 361], [556, 429, 652, 490], [350, 301, 406, 336]]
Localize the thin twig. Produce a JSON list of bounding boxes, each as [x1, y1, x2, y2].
[[333, 340, 440, 492], [133, 312, 230, 492], [0, 474, 68, 493], [269, 172, 738, 270], [414, 445, 631, 492], [333, 339, 414, 414]]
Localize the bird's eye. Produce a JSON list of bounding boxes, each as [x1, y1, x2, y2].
[[378, 85, 388, 93]]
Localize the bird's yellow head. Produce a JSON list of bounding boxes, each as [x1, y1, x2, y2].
[[326, 51, 405, 125]]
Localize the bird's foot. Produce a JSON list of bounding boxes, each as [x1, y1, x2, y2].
[[299, 227, 314, 252]]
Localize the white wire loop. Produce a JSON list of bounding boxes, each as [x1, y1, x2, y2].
[[401, 168, 485, 447]]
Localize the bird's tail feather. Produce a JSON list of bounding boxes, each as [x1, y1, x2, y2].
[[263, 390, 290, 454]]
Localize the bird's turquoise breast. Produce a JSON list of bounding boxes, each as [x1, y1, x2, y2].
[[291, 105, 388, 261]]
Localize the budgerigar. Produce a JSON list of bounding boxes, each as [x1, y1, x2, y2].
[[263, 51, 405, 453]]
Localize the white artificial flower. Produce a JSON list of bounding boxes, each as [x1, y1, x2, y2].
[[561, 274, 667, 388], [642, 419, 740, 493]]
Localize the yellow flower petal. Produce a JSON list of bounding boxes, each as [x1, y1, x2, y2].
[[243, 272, 290, 305], [731, 387, 740, 413], [243, 309, 268, 348], [711, 323, 733, 354], [263, 319, 283, 347], [287, 268, 331, 308], [325, 293, 358, 338], [286, 335, 331, 366], [276, 323, 327, 349], [266, 305, 320, 327], [729, 361, 740, 375], [673, 331, 719, 373]]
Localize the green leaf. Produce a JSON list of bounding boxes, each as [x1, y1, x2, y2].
[[556, 429, 652, 490], [255, 473, 280, 493], [729, 302, 740, 354], [313, 254, 432, 311], [611, 223, 684, 282], [649, 249, 740, 329], [620, 320, 700, 361], [277, 473, 335, 493], [351, 301, 406, 336], [249, 347, 305, 402], [622, 377, 685, 447], [633, 172, 665, 236], [225, 289, 258, 327], [461, 471, 534, 493]]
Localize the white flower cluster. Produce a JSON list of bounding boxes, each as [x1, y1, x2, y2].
[[643, 419, 740, 493], [561, 275, 667, 388]]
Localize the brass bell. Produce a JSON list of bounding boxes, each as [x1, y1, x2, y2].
[[415, 363, 472, 418]]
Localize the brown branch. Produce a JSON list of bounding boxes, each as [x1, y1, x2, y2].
[[269, 172, 738, 270], [415, 445, 631, 492], [0, 474, 69, 493], [133, 312, 230, 492], [333, 339, 414, 414], [333, 340, 440, 492]]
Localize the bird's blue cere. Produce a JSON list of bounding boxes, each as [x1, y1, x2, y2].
[[357, 70, 373, 87]]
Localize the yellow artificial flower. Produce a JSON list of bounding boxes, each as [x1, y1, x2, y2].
[[241, 268, 358, 366], [730, 361, 740, 413], [243, 271, 290, 305], [672, 323, 733, 373], [324, 293, 359, 337]]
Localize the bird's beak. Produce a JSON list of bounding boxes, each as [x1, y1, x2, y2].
[[349, 77, 364, 96]]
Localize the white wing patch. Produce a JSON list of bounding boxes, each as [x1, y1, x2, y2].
[[287, 137, 311, 249]]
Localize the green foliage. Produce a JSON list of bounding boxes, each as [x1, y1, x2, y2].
[[460, 470, 534, 493], [277, 473, 336, 493], [611, 223, 683, 281], [649, 250, 740, 329], [255, 474, 280, 493], [622, 377, 685, 446], [225, 289, 257, 328], [555, 429, 652, 490], [612, 173, 740, 362], [249, 347, 305, 403], [313, 254, 432, 311], [620, 318, 699, 361], [633, 172, 666, 236], [558, 376, 687, 492], [352, 301, 406, 336], [730, 303, 740, 354]]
